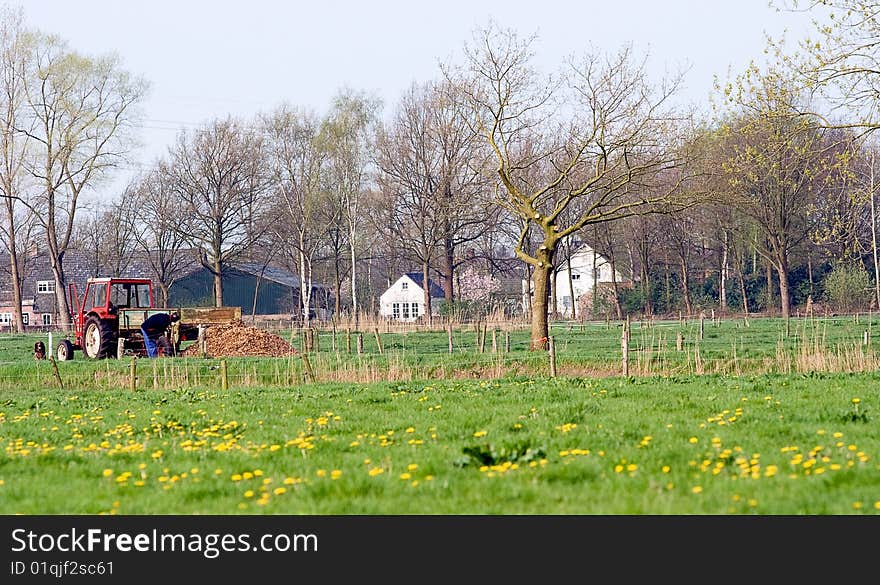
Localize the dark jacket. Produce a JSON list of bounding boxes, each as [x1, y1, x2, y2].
[[141, 312, 173, 335]]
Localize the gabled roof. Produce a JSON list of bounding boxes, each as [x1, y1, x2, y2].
[[404, 272, 446, 298]]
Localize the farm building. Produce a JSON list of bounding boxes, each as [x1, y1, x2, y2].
[[554, 242, 628, 317], [379, 272, 446, 321], [167, 262, 332, 320]]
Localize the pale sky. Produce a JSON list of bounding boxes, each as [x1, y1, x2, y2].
[[17, 0, 821, 201]]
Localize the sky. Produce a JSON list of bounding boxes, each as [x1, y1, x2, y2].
[[17, 0, 822, 201]]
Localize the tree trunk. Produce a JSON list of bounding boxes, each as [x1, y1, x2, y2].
[[871, 150, 880, 309], [6, 244, 24, 332], [776, 256, 791, 322], [568, 253, 576, 320], [423, 259, 432, 324], [719, 231, 729, 312], [765, 261, 773, 313], [443, 233, 455, 303], [531, 262, 551, 350], [212, 258, 223, 307], [679, 256, 692, 315]]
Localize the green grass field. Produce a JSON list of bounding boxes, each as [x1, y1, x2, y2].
[[1, 317, 878, 514]]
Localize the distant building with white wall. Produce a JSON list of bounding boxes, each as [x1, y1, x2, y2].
[[379, 272, 446, 321], [555, 243, 626, 317]]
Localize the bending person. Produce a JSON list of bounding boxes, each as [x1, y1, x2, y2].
[[140, 311, 180, 358]]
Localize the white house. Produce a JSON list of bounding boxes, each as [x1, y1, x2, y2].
[[379, 272, 446, 321], [554, 243, 627, 317]]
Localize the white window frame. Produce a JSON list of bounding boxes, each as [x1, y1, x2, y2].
[[571, 273, 581, 281], [42, 313, 52, 325], [37, 280, 55, 294], [22, 313, 29, 325], [392, 303, 400, 319], [402, 303, 410, 319], [0, 313, 10, 325], [401, 281, 408, 290]]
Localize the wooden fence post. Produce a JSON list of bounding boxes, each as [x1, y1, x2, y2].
[[356, 333, 364, 355], [492, 329, 497, 353], [447, 323, 454, 354], [129, 358, 137, 392], [48, 332, 53, 359], [153, 359, 159, 389], [505, 331, 510, 353], [549, 336, 557, 378], [374, 328, 384, 354], [676, 331, 684, 352], [117, 337, 125, 359], [221, 360, 228, 391], [346, 328, 352, 354], [198, 325, 207, 358], [49, 357, 63, 389], [699, 314, 705, 340], [302, 353, 314, 383], [621, 326, 629, 377], [479, 322, 487, 353]]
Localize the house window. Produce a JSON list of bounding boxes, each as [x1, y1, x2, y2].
[[402, 303, 410, 319], [571, 273, 581, 281], [0, 313, 10, 325], [392, 303, 400, 319], [401, 281, 408, 290], [42, 313, 52, 325], [412, 303, 420, 316], [22, 313, 28, 325], [37, 280, 55, 294]]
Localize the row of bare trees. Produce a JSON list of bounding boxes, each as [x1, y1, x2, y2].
[[5, 3, 880, 350]]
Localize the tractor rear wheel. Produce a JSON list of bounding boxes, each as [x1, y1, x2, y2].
[[83, 316, 117, 359], [156, 336, 174, 357]]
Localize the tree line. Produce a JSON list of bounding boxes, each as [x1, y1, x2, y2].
[[2, 1, 880, 349]]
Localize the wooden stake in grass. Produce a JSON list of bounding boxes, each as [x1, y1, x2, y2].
[[357, 333, 364, 355], [479, 322, 487, 353], [49, 357, 63, 389], [117, 337, 125, 359], [621, 325, 629, 376], [221, 360, 228, 391], [505, 331, 510, 353], [302, 353, 314, 383], [153, 360, 159, 389], [676, 331, 684, 352], [129, 358, 137, 392], [374, 328, 383, 354], [549, 336, 557, 377], [346, 328, 352, 354], [447, 323, 453, 354], [492, 329, 498, 353]]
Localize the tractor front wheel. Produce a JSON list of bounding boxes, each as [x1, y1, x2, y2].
[[56, 339, 74, 361]]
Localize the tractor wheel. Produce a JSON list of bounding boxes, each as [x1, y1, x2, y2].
[[56, 339, 74, 361], [83, 316, 117, 359]]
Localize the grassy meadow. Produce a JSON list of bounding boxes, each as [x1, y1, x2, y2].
[[0, 316, 878, 514]]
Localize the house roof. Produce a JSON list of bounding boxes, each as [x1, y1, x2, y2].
[[405, 272, 446, 298]]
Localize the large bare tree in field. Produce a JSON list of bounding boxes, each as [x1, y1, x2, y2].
[[19, 32, 146, 328], [450, 24, 689, 349], [165, 117, 271, 307], [264, 105, 328, 327]]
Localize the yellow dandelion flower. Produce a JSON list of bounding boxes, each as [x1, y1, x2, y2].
[[688, 437, 698, 444], [102, 469, 113, 477], [231, 474, 242, 482], [473, 430, 487, 438], [407, 464, 418, 471], [853, 502, 863, 510], [316, 469, 327, 478], [874, 501, 880, 510], [368, 467, 384, 477], [692, 486, 703, 494], [662, 466, 670, 473], [244, 490, 254, 498], [273, 487, 286, 496], [330, 470, 342, 480], [399, 473, 411, 480], [405, 427, 415, 433], [852, 398, 861, 404]]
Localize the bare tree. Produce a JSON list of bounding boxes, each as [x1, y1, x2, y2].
[[0, 5, 31, 332], [263, 105, 329, 327], [18, 32, 146, 328], [322, 88, 381, 326], [165, 117, 271, 307], [127, 167, 192, 308], [449, 23, 689, 348]]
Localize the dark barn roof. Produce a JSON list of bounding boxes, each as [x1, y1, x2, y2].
[[405, 272, 445, 298]]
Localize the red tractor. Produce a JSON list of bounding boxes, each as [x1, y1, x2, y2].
[[55, 277, 241, 360]]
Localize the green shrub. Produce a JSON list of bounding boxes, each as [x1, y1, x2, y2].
[[823, 263, 873, 312]]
